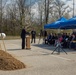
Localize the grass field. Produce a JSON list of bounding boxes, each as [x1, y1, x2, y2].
[[0, 36, 21, 40]]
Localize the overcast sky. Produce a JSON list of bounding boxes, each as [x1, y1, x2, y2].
[[63, 0, 76, 8], [6, 0, 76, 8], [65, 0, 76, 16], [6, 0, 76, 17]]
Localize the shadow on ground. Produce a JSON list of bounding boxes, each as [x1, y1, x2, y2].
[[32, 44, 76, 54], [7, 48, 22, 51]]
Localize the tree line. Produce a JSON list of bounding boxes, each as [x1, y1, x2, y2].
[[0, 0, 72, 35]]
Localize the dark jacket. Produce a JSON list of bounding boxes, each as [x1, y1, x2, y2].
[[21, 29, 26, 39], [43, 30, 47, 37], [31, 30, 36, 38]]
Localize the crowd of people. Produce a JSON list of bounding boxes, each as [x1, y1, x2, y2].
[[21, 27, 76, 50], [44, 32, 76, 50]]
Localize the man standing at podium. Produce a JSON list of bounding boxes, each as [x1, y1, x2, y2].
[[21, 28, 26, 49], [31, 28, 36, 43]]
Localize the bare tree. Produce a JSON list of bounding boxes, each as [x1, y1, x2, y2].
[[0, 0, 2, 32], [38, 1, 43, 29], [0, 0, 7, 32], [16, 0, 27, 28], [44, 0, 50, 24], [52, 0, 70, 19], [0, 0, 72, 35]]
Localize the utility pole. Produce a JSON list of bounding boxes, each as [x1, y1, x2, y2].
[[66, 0, 75, 17], [73, 0, 75, 17]]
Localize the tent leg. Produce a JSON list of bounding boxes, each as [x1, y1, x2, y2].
[[58, 29, 60, 33]]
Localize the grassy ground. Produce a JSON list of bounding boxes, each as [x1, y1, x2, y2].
[[0, 36, 21, 40], [0, 36, 42, 40]]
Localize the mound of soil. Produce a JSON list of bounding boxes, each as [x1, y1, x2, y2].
[[0, 50, 26, 71]]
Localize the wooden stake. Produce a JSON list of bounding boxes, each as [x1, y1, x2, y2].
[[2, 37, 6, 51], [0, 43, 2, 50]]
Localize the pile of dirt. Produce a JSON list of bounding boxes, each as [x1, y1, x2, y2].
[[0, 50, 26, 71]]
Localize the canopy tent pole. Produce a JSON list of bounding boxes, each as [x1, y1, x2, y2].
[[57, 29, 61, 33]]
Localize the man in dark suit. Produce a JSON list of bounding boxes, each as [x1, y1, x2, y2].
[[43, 30, 47, 43], [31, 28, 36, 43], [21, 28, 26, 49]]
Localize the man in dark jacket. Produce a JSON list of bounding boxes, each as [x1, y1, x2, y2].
[[43, 30, 47, 43], [21, 28, 26, 49], [31, 28, 36, 43]]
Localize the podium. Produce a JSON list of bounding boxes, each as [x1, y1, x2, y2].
[[26, 35, 31, 49]]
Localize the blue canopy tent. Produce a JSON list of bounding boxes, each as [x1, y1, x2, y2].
[[60, 25, 76, 29], [60, 16, 76, 29], [44, 17, 67, 29]]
